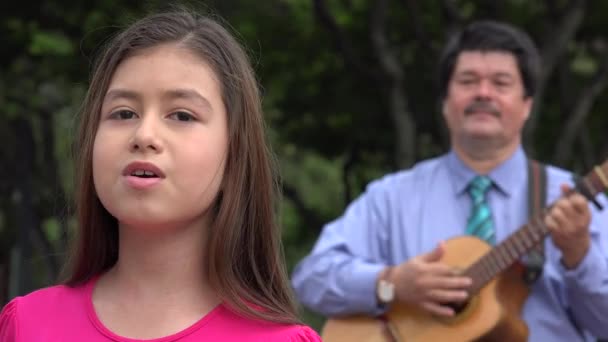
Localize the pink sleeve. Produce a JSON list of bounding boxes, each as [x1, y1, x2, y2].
[[288, 325, 322, 342], [0, 298, 19, 342]]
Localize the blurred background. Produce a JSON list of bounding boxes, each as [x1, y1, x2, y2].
[[1, 0, 607, 331]]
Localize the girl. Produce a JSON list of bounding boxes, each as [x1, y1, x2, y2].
[[0, 9, 321, 341]]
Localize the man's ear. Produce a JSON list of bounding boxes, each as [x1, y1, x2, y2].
[[523, 97, 533, 122]]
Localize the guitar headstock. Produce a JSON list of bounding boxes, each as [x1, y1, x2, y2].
[[577, 159, 608, 210]]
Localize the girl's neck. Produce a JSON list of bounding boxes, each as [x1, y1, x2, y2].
[[92, 218, 221, 339], [99, 217, 217, 305]]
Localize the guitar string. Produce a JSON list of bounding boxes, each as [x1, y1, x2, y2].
[[472, 213, 547, 293], [468, 165, 602, 294]]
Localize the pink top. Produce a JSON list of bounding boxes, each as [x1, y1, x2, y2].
[[0, 277, 321, 342]]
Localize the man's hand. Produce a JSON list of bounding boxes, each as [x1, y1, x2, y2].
[[390, 242, 472, 317], [545, 184, 592, 269]]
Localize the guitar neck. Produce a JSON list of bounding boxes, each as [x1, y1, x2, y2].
[[463, 162, 608, 294]]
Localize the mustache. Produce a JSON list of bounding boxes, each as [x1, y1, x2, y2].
[[464, 100, 501, 117]]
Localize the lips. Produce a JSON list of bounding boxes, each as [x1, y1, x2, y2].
[[122, 161, 166, 178], [122, 161, 165, 189]]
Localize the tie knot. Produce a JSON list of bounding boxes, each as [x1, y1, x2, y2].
[[469, 175, 492, 196]]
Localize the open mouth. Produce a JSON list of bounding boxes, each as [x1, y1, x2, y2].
[[130, 170, 159, 178], [122, 162, 165, 188], [124, 168, 163, 189]]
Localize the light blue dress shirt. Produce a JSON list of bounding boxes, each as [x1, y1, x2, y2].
[[291, 147, 608, 341]]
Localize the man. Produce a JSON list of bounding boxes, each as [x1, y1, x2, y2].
[[292, 20, 608, 341]]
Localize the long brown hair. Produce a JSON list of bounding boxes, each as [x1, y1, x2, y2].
[[63, 8, 298, 324]]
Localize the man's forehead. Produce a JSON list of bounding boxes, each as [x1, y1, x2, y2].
[[454, 50, 519, 75]]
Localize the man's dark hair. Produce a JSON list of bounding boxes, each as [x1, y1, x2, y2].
[[438, 20, 540, 100]]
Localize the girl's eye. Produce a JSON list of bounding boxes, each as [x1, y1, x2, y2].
[[169, 111, 196, 122], [109, 110, 137, 120]]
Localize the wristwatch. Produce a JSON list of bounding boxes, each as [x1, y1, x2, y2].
[[376, 267, 395, 305]]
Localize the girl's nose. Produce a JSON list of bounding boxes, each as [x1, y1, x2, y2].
[[130, 115, 163, 154]]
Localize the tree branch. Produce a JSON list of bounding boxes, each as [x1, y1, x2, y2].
[[577, 122, 595, 169], [525, 0, 586, 147], [400, 0, 433, 52], [554, 49, 608, 165], [342, 145, 360, 204], [30, 217, 59, 283], [282, 182, 324, 238], [312, 0, 381, 83], [370, 0, 416, 167], [39, 106, 70, 259], [440, 0, 465, 37], [600, 139, 608, 163], [370, 0, 403, 82], [478, 0, 504, 19], [11, 118, 37, 295]]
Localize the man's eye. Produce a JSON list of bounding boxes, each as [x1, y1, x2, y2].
[[458, 79, 476, 85], [169, 111, 196, 122], [109, 110, 137, 120]]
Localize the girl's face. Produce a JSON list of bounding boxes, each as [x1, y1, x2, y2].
[[93, 44, 228, 231]]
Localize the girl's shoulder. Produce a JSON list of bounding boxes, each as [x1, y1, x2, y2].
[[1, 283, 83, 316], [203, 305, 322, 341], [290, 325, 323, 341], [0, 282, 92, 340], [0, 296, 19, 340], [263, 324, 322, 342]]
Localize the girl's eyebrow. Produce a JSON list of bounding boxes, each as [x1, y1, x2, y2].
[[163, 88, 213, 112], [104, 88, 141, 103], [103, 88, 213, 112]]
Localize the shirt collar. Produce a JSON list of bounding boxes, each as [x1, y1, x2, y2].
[[445, 146, 527, 197]]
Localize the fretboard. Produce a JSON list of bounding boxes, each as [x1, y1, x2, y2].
[[463, 162, 608, 294]]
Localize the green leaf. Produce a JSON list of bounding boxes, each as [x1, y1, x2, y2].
[[29, 31, 74, 56]]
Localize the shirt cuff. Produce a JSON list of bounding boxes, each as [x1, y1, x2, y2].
[[558, 242, 607, 291], [342, 262, 386, 315]]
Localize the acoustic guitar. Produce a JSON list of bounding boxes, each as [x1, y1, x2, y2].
[[321, 161, 608, 342]]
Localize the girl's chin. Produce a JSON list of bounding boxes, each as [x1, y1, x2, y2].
[[115, 217, 176, 231], [114, 212, 209, 233]]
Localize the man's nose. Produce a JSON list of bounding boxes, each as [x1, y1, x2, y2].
[[475, 79, 493, 99]]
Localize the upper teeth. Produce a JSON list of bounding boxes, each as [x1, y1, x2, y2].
[[132, 170, 156, 176]]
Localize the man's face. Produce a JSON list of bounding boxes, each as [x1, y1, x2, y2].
[[442, 51, 532, 150]]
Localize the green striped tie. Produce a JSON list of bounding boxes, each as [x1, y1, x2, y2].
[[466, 175, 495, 244]]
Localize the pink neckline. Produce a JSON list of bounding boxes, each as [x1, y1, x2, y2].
[[84, 275, 224, 341]]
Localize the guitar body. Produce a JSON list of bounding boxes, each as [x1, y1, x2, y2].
[[321, 236, 530, 342]]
